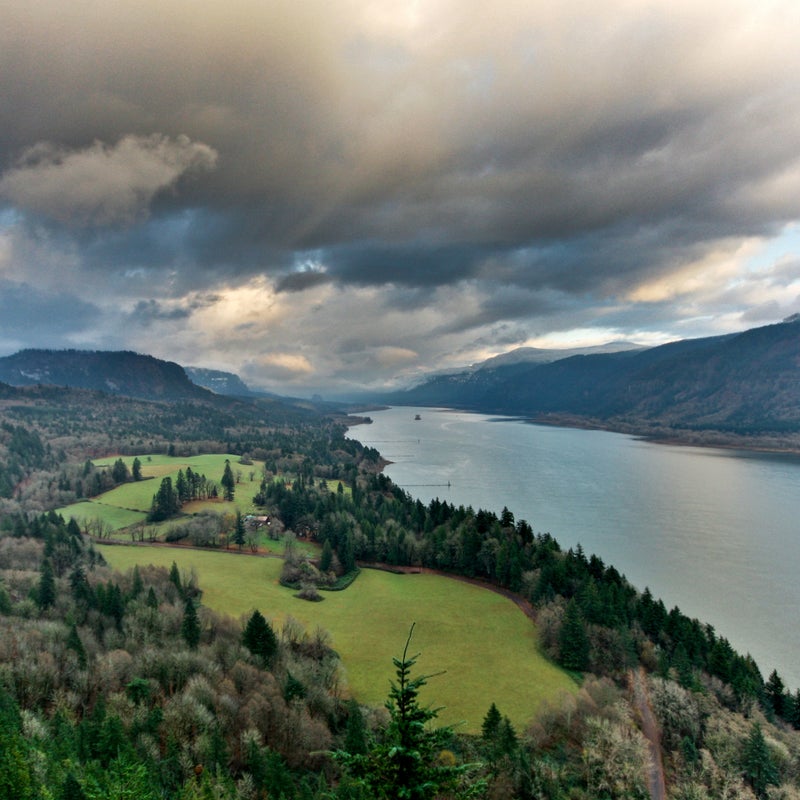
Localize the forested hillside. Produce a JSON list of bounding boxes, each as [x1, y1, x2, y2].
[[386, 318, 800, 448], [1, 382, 799, 798]]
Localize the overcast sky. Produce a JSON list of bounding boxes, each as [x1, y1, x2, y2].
[[1, 0, 799, 395]]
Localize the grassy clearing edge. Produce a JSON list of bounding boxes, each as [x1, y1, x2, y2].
[[99, 543, 576, 732]]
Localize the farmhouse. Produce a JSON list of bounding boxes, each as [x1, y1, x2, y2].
[[244, 514, 270, 529]]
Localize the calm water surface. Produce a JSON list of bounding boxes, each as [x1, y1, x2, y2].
[[347, 406, 800, 689]]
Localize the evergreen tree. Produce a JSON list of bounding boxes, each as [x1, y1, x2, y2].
[[181, 598, 201, 650], [340, 533, 357, 574], [221, 459, 235, 502], [175, 469, 189, 503], [559, 598, 589, 671], [0, 581, 11, 615], [320, 539, 333, 572], [37, 558, 56, 611], [742, 722, 779, 799], [790, 689, 800, 730], [130, 565, 144, 598], [67, 623, 87, 668], [765, 669, 786, 719], [148, 476, 180, 522], [111, 458, 129, 484], [59, 773, 88, 800], [233, 510, 246, 550], [242, 609, 278, 665], [335, 624, 462, 799], [169, 561, 182, 594], [481, 703, 502, 743], [131, 457, 142, 481], [344, 699, 368, 755], [0, 689, 33, 799]]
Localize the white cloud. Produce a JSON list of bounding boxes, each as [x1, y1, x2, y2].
[[0, 134, 217, 226]]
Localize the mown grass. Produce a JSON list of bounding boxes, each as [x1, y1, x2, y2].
[[100, 544, 576, 732], [57, 501, 147, 530]]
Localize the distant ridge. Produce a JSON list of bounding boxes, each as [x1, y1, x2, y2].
[[184, 366, 255, 397], [474, 341, 643, 370], [0, 349, 212, 402], [381, 319, 800, 438]]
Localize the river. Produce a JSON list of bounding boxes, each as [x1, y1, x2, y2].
[[346, 406, 800, 690]]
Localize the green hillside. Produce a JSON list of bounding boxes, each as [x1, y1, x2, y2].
[[100, 543, 575, 732]]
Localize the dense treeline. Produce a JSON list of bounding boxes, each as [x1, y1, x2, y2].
[[257, 471, 799, 726], [0, 422, 54, 498]]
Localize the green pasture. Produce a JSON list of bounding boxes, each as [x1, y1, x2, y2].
[[58, 501, 146, 530], [100, 545, 576, 732], [58, 454, 273, 532]]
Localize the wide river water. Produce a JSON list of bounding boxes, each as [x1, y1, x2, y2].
[[346, 406, 800, 690]]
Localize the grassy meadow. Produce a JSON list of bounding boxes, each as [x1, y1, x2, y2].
[[59, 454, 268, 532], [100, 544, 576, 732], [59, 454, 352, 535]]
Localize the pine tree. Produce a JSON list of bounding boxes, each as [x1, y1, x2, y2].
[[221, 459, 236, 502], [344, 699, 368, 755], [242, 609, 278, 665], [559, 598, 589, 671], [130, 565, 144, 598], [766, 669, 786, 719], [320, 539, 333, 572], [148, 476, 180, 522], [111, 458, 129, 484], [791, 689, 800, 730], [67, 623, 87, 668], [742, 722, 779, 799], [335, 624, 462, 799], [59, 773, 87, 800], [181, 598, 201, 650], [169, 561, 182, 594], [131, 457, 142, 481], [233, 510, 246, 550], [481, 703, 502, 743], [37, 558, 56, 611]]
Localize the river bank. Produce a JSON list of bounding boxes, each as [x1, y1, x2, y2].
[[345, 405, 800, 691]]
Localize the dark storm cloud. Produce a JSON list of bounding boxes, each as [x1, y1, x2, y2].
[[274, 270, 332, 293], [323, 242, 491, 288], [1, 0, 799, 390]]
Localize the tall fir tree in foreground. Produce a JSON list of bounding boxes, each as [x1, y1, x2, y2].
[[335, 624, 470, 799]]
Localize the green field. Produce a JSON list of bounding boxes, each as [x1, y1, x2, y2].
[[58, 454, 270, 533], [57, 500, 146, 530], [100, 544, 575, 732]]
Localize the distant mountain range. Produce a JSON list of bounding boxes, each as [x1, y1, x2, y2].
[[0, 350, 336, 416], [470, 341, 644, 371], [0, 349, 213, 401], [2, 317, 799, 443], [381, 318, 800, 438]]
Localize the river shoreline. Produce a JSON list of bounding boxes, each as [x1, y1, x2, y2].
[[345, 404, 800, 456]]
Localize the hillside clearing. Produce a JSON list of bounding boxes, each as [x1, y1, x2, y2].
[[100, 543, 575, 732]]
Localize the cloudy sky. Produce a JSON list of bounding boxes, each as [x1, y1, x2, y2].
[[1, 0, 799, 395]]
